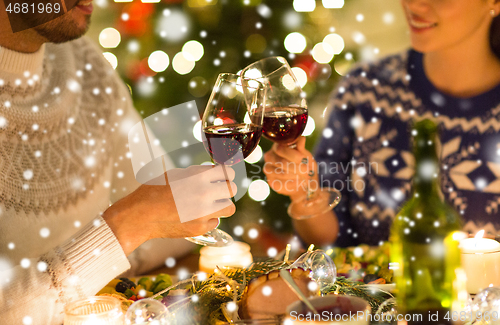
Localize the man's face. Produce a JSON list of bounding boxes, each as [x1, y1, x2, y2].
[[23, 0, 92, 43]]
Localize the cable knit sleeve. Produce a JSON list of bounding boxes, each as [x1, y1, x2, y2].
[[0, 216, 130, 324], [0, 36, 189, 324]]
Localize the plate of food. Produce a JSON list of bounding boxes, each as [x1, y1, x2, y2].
[[97, 273, 179, 311], [328, 242, 394, 285]]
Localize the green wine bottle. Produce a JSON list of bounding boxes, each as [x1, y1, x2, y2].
[[390, 119, 463, 325]]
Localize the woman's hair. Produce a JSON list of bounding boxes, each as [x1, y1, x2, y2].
[[491, 15, 500, 59]]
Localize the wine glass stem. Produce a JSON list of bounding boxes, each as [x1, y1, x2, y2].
[[219, 163, 235, 197], [301, 157, 315, 201]]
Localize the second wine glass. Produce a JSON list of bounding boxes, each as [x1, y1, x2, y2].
[[185, 73, 265, 246], [241, 57, 341, 220]]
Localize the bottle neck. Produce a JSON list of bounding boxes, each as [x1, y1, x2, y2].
[[412, 139, 441, 199]]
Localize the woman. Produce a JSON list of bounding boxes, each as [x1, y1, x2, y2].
[[264, 0, 500, 247]]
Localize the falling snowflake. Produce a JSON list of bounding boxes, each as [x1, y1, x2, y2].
[[418, 160, 436, 180], [248, 228, 259, 239], [233, 225, 244, 236], [67, 79, 81, 93], [0, 116, 8, 129], [40, 228, 50, 238], [267, 247, 277, 257], [165, 257, 176, 268], [37, 261, 47, 272], [322, 128, 333, 138], [23, 169, 33, 180], [20, 258, 30, 268]]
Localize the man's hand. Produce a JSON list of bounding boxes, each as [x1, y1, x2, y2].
[[103, 165, 237, 255]]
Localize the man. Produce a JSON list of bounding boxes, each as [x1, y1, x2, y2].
[[0, 1, 236, 323]]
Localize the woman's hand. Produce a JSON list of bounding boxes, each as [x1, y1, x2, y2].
[[263, 137, 318, 201], [103, 165, 237, 255]]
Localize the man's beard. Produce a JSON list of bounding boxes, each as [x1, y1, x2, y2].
[[33, 14, 91, 43]]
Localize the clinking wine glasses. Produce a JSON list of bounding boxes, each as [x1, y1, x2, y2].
[[185, 73, 265, 247], [241, 57, 341, 220]]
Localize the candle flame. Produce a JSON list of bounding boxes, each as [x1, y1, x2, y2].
[[475, 230, 485, 239]]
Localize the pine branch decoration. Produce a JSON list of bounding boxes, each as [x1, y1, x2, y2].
[[163, 259, 391, 325]]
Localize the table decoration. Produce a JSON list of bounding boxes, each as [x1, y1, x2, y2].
[[471, 286, 500, 325], [96, 246, 394, 324], [460, 230, 500, 294], [97, 274, 173, 307], [125, 299, 168, 324], [147, 248, 390, 324], [290, 249, 337, 291], [63, 296, 124, 325], [199, 241, 253, 273]]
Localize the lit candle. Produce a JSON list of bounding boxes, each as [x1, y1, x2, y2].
[[460, 230, 500, 294], [199, 241, 253, 273]]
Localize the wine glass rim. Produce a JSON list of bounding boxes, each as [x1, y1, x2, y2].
[[216, 73, 265, 91], [241, 56, 295, 80]]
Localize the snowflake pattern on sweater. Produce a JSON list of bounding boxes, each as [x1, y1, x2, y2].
[[315, 50, 500, 247]]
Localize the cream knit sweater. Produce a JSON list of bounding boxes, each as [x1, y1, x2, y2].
[[0, 37, 193, 324]]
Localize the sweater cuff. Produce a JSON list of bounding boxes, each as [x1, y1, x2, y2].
[[59, 216, 131, 296]]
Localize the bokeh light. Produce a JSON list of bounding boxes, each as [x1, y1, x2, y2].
[[127, 40, 140, 53], [173, 52, 195, 75], [257, 4, 272, 18], [283, 10, 302, 29], [352, 31, 366, 44], [157, 10, 191, 43], [148, 51, 170, 72], [293, 0, 315, 12], [291, 67, 307, 87], [182, 40, 204, 61], [322, 0, 344, 8], [244, 145, 263, 164], [102, 52, 118, 69], [188, 76, 209, 97], [383, 12, 395, 24], [248, 180, 270, 201], [302, 116, 316, 136], [312, 42, 334, 64], [246, 34, 267, 53], [284, 32, 307, 54], [99, 28, 121, 48], [192, 120, 202, 142], [323, 33, 345, 54]]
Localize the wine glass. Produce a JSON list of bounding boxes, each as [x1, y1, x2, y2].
[[185, 73, 265, 246], [241, 57, 341, 220]]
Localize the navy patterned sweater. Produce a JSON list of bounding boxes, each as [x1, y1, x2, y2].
[[315, 50, 500, 247]]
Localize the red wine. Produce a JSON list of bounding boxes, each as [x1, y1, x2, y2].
[[262, 107, 308, 144], [204, 124, 262, 165]]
